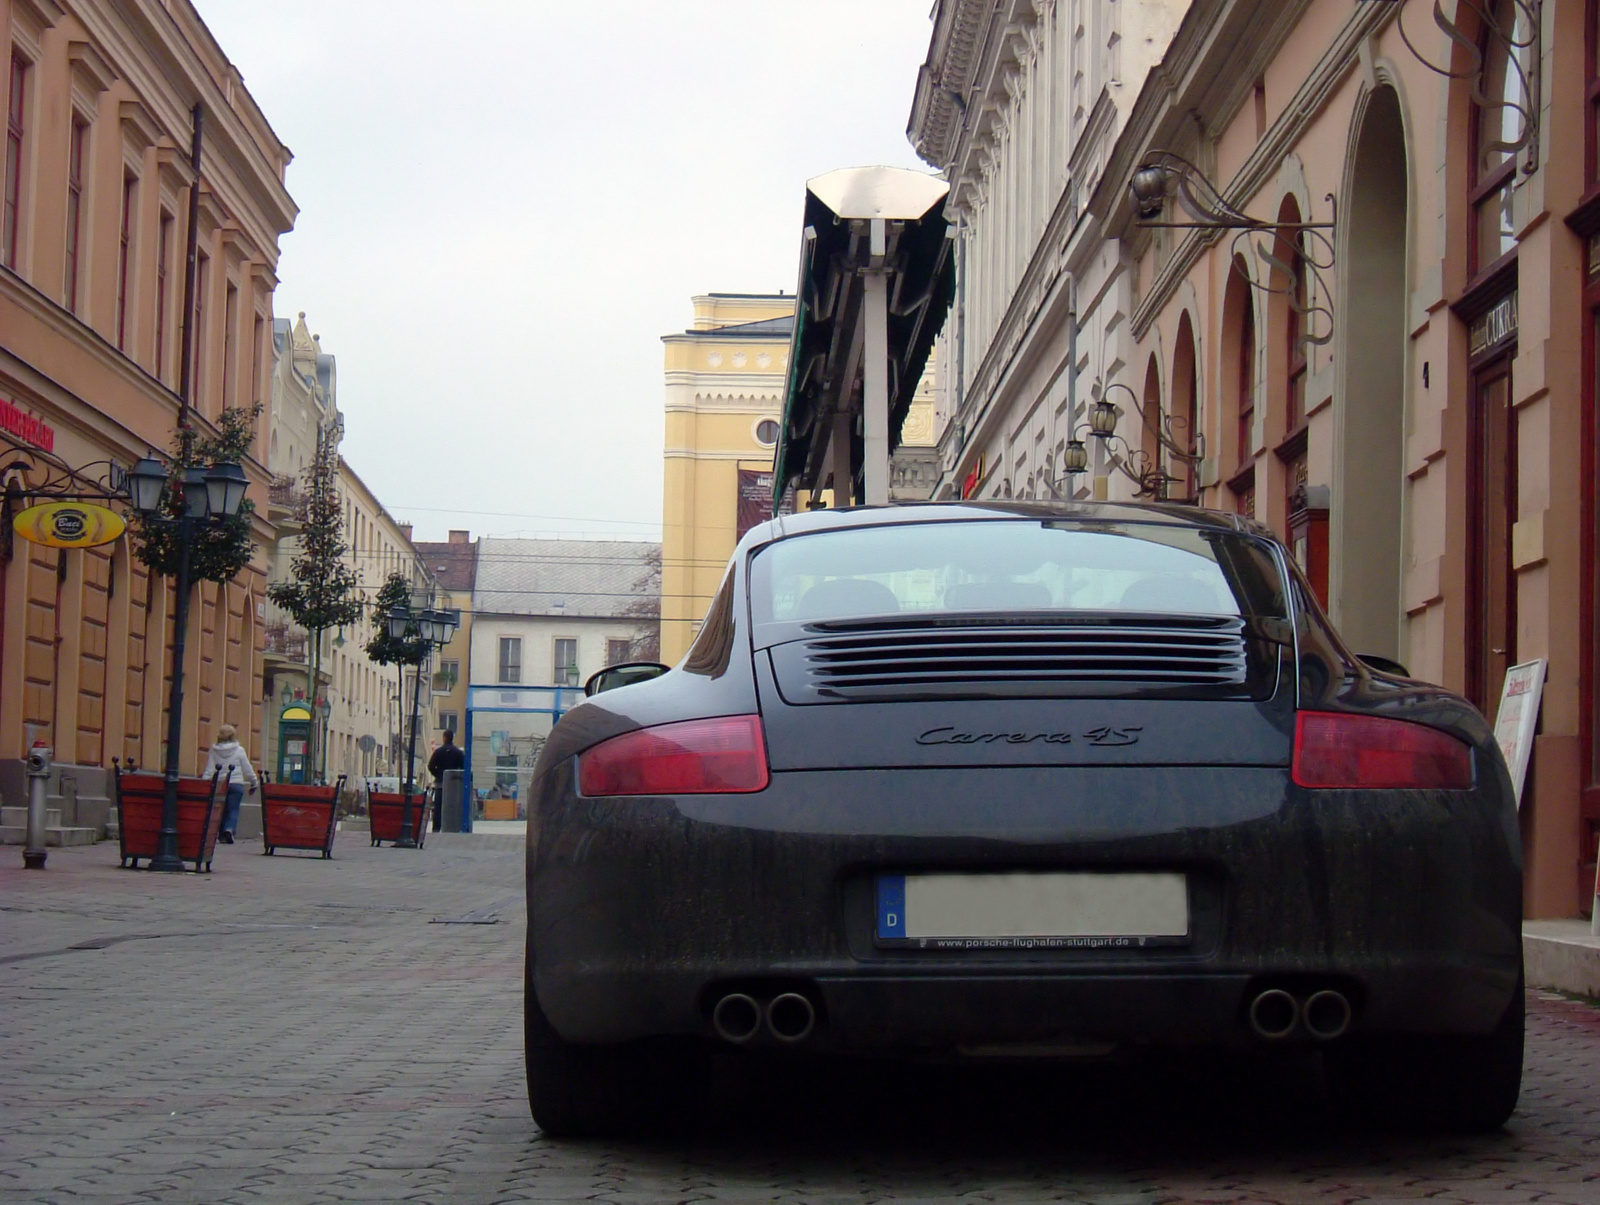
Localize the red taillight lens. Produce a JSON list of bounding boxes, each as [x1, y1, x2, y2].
[[1293, 711, 1474, 790], [577, 715, 769, 796]]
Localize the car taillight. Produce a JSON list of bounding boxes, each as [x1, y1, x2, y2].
[[1293, 711, 1473, 790], [577, 715, 769, 796]]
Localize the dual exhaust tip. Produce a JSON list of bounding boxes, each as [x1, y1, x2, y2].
[[712, 991, 816, 1044], [1248, 987, 1352, 1042]]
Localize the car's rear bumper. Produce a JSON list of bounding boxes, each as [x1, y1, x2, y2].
[[527, 764, 1522, 1049]]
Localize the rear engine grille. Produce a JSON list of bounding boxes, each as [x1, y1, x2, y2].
[[774, 618, 1251, 702]]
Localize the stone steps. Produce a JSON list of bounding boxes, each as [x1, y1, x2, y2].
[[0, 824, 100, 846], [0, 804, 100, 846]]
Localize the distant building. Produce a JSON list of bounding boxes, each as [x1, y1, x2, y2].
[[465, 538, 659, 804], [659, 292, 942, 662], [261, 312, 338, 781], [324, 469, 434, 788], [660, 294, 793, 663], [412, 530, 477, 746]]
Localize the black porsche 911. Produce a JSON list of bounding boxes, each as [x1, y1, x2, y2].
[[524, 502, 1523, 1137]]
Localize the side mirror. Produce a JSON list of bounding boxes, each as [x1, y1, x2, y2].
[[1358, 654, 1411, 678], [584, 662, 670, 697]]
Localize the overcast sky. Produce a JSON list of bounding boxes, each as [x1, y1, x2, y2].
[[191, 1, 934, 544]]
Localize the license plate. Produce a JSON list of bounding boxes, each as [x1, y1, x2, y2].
[[875, 872, 1189, 950]]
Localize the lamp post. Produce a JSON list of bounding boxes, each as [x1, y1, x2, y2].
[[125, 456, 250, 873], [315, 696, 332, 783], [385, 594, 459, 849]]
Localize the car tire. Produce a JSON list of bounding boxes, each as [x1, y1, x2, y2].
[[1324, 974, 1524, 1133], [524, 973, 708, 1138]]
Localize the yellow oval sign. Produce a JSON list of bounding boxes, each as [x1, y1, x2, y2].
[[13, 501, 127, 549]]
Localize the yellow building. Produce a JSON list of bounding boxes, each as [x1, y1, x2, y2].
[[660, 292, 941, 663], [660, 294, 794, 663]]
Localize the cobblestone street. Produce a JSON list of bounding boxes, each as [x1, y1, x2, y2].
[[3, 835, 1599, 1205]]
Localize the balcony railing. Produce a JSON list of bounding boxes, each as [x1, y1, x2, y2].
[[264, 621, 309, 663], [267, 476, 308, 518]]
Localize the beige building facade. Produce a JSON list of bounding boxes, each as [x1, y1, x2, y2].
[[321, 464, 434, 788], [0, 0, 293, 823], [912, 0, 1600, 917]]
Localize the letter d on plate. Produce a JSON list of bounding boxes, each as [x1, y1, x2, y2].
[[877, 875, 907, 939]]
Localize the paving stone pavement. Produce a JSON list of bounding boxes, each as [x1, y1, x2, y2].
[[3, 835, 1600, 1205]]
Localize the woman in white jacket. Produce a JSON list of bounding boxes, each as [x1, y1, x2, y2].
[[203, 724, 259, 844]]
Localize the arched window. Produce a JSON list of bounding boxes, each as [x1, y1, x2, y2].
[[1141, 355, 1162, 496], [1283, 237, 1308, 435], [1228, 257, 1258, 516], [1471, 0, 1530, 275], [1171, 313, 1200, 502]]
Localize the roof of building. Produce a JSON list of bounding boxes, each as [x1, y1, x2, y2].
[[414, 539, 478, 594], [472, 539, 661, 620]]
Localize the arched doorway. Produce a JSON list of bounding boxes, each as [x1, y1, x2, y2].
[[1335, 85, 1408, 661]]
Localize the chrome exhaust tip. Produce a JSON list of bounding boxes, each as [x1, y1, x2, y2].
[[711, 993, 762, 1044], [1247, 988, 1301, 1040], [1302, 989, 1352, 1041], [766, 992, 817, 1043]]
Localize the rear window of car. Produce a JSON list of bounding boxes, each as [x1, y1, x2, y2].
[[750, 520, 1286, 624]]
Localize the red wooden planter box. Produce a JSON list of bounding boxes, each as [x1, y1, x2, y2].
[[261, 777, 344, 859], [113, 768, 230, 872], [368, 792, 428, 848]]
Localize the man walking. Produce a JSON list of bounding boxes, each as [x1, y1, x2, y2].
[[427, 729, 465, 832]]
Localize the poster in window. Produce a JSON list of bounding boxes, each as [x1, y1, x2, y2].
[[737, 469, 795, 539]]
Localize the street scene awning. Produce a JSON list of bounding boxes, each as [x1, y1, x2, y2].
[[773, 166, 955, 512]]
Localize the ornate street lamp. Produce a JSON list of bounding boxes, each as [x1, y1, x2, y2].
[[127, 455, 250, 872], [384, 594, 458, 849]]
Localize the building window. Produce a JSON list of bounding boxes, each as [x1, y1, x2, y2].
[[251, 313, 265, 405], [554, 638, 578, 686], [3, 52, 26, 270], [1470, 0, 1528, 275], [222, 282, 238, 408], [497, 636, 521, 684], [755, 419, 780, 446], [191, 253, 209, 406], [433, 658, 459, 691], [1237, 290, 1256, 466], [606, 638, 631, 666], [437, 710, 457, 734], [64, 119, 87, 312], [1285, 237, 1308, 434], [116, 175, 136, 350], [155, 213, 172, 380]]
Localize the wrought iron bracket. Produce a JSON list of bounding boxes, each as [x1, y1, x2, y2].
[[1128, 152, 1338, 231], [1392, 0, 1540, 173]]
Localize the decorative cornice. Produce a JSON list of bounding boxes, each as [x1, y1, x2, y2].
[[908, 0, 994, 168], [67, 40, 119, 94], [119, 100, 162, 153]]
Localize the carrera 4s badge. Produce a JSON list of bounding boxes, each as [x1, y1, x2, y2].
[[916, 726, 1143, 747]]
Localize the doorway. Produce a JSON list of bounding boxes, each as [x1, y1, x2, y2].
[[1468, 353, 1517, 712]]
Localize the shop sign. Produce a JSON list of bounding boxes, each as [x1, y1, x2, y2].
[[1492, 658, 1545, 807], [0, 397, 55, 452], [1468, 292, 1518, 358], [12, 501, 126, 549]]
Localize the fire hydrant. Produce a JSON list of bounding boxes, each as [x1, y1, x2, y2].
[[23, 741, 50, 870]]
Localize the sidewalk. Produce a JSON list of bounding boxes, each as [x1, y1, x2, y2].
[[1525, 919, 1600, 999]]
